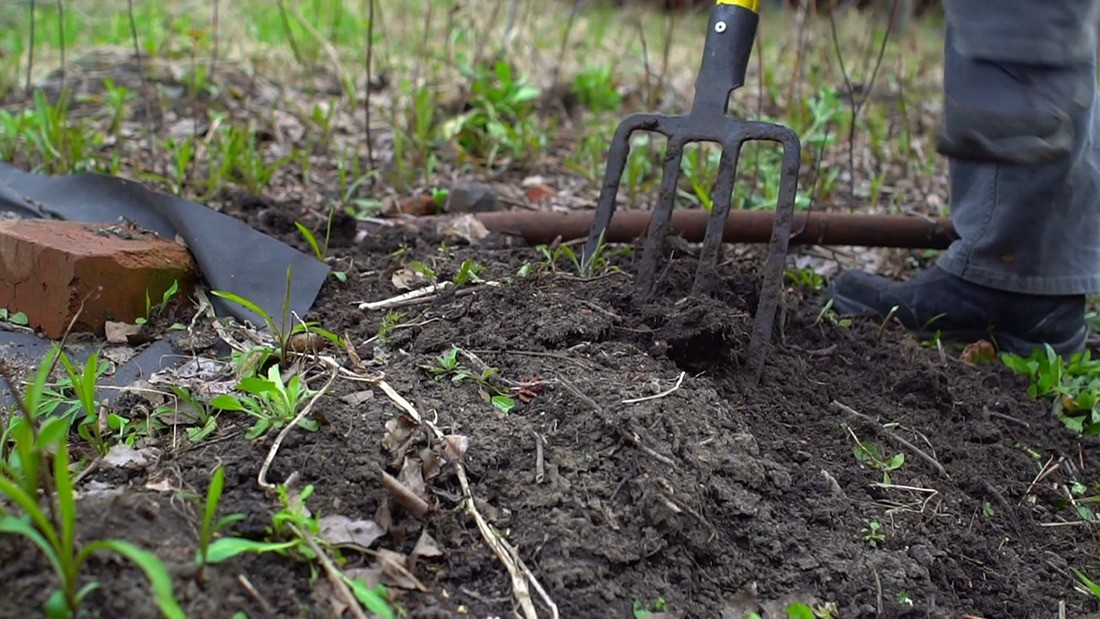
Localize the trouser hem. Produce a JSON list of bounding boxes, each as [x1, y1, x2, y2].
[[937, 252, 1099, 296]]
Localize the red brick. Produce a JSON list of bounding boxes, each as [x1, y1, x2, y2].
[[0, 219, 196, 339]]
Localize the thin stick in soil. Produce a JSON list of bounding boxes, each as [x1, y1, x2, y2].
[[25, 0, 35, 93], [560, 380, 676, 467], [363, 374, 556, 617], [364, 0, 375, 172], [378, 471, 429, 518], [128, 0, 157, 133], [257, 368, 338, 492], [622, 371, 686, 404], [237, 574, 276, 616], [832, 399, 948, 478]]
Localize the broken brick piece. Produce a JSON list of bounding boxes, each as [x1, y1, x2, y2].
[[0, 219, 197, 339]]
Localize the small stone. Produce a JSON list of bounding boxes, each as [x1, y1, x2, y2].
[[444, 183, 500, 213]]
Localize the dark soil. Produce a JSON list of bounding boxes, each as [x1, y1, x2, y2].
[[4, 191, 1100, 619]]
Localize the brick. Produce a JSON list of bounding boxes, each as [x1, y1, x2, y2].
[[0, 219, 196, 339]]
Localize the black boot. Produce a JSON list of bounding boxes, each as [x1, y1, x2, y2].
[[827, 266, 1087, 358]]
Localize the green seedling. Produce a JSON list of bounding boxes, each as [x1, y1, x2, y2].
[[632, 597, 666, 619], [195, 466, 296, 580], [101, 78, 133, 135], [851, 438, 905, 484], [425, 347, 516, 414], [744, 601, 825, 619], [162, 385, 220, 443], [814, 299, 853, 329], [57, 351, 115, 457], [571, 66, 621, 113], [0, 308, 29, 326], [209, 364, 320, 439], [0, 346, 185, 619], [862, 521, 886, 548], [441, 60, 546, 169], [263, 484, 396, 618], [785, 267, 825, 293], [212, 267, 343, 368], [137, 280, 181, 325], [376, 311, 403, 345], [453, 258, 485, 287], [1073, 567, 1100, 600], [1002, 345, 1100, 435]]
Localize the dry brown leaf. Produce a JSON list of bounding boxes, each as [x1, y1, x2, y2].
[[104, 444, 156, 468], [420, 447, 441, 481], [961, 340, 997, 366], [390, 267, 428, 291], [398, 456, 427, 500], [104, 320, 143, 345], [317, 514, 385, 551], [437, 214, 490, 245], [443, 434, 469, 463], [376, 548, 420, 590], [374, 499, 392, 534], [340, 390, 375, 406], [382, 416, 418, 454], [410, 530, 443, 562]]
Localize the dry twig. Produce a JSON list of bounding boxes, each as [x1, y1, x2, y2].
[[257, 368, 339, 491], [833, 400, 948, 478], [622, 371, 686, 404]]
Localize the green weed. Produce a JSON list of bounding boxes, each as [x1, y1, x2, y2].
[[1001, 345, 1100, 435], [571, 66, 621, 113], [211, 267, 342, 368], [851, 438, 905, 484], [0, 346, 185, 619], [209, 364, 320, 440], [441, 60, 545, 170], [195, 466, 295, 579], [785, 267, 825, 293], [861, 521, 885, 548], [424, 347, 516, 414]]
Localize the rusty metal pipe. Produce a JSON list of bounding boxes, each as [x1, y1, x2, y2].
[[427, 209, 958, 249]]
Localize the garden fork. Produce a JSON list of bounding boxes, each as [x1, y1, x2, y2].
[[581, 0, 801, 380]]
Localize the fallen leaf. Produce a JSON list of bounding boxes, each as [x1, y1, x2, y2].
[[398, 456, 427, 500], [382, 416, 418, 454], [77, 480, 123, 500], [410, 530, 443, 561], [961, 340, 997, 366], [144, 478, 175, 492], [340, 390, 375, 406], [420, 447, 441, 481], [437, 214, 490, 245], [104, 444, 156, 468], [443, 435, 469, 463], [374, 500, 392, 535], [391, 267, 428, 291], [524, 184, 557, 204], [318, 514, 385, 550], [376, 548, 420, 590], [105, 321, 143, 345], [389, 195, 437, 216]]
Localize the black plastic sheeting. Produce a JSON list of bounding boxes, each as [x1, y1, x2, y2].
[[0, 163, 331, 404]]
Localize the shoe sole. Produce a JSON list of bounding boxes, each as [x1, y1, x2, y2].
[[828, 288, 1088, 360]]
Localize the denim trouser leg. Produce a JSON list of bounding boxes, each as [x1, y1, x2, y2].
[[935, 0, 1100, 295]]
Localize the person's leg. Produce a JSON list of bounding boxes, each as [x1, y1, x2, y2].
[[828, 0, 1100, 357]]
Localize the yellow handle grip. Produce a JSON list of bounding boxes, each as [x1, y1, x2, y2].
[[717, 0, 759, 11]]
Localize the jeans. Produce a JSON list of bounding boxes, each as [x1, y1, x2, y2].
[[936, 0, 1100, 295]]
